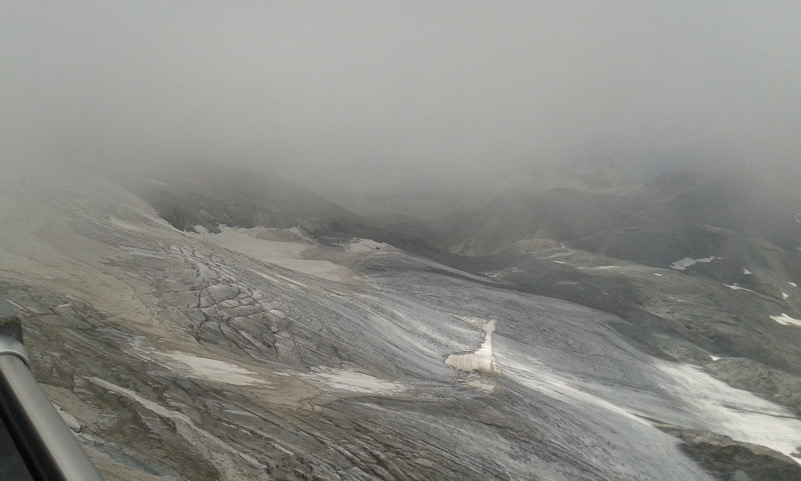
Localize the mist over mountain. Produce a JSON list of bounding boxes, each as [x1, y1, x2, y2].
[[127, 162, 363, 236], [3, 2, 800, 189], [2, 2, 801, 480]]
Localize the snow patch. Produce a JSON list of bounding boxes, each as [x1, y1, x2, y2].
[[53, 403, 82, 433], [464, 376, 496, 393], [193, 226, 346, 281], [655, 362, 801, 462], [500, 348, 801, 463], [446, 319, 498, 374], [162, 351, 265, 386], [552, 260, 566, 265], [653, 273, 662, 277], [669, 256, 723, 271], [725, 284, 755, 293], [306, 368, 408, 394], [346, 239, 393, 253], [771, 313, 801, 327], [709, 355, 722, 361], [5, 299, 26, 312], [782, 292, 789, 300], [789, 282, 798, 288], [743, 268, 752, 275]]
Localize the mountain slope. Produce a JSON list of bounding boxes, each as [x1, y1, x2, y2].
[[323, 164, 801, 424], [125, 163, 363, 238], [3, 166, 801, 480]]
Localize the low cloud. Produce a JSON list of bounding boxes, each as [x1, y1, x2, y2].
[[2, 2, 799, 188]]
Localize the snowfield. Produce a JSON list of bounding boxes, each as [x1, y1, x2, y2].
[[669, 256, 723, 271], [772, 313, 801, 327], [445, 318, 498, 374]]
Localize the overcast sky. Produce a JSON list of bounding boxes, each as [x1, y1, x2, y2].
[[2, 1, 799, 188]]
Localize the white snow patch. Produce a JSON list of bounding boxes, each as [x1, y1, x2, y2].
[[743, 268, 752, 275], [464, 376, 496, 393], [53, 403, 82, 433], [90, 376, 192, 422], [725, 284, 756, 293], [552, 260, 566, 265], [669, 256, 723, 271], [446, 319, 498, 374], [501, 349, 801, 463], [782, 292, 790, 300], [771, 313, 801, 327], [709, 355, 722, 361], [653, 273, 663, 277], [5, 299, 26, 312], [193, 226, 348, 282], [252, 269, 308, 289], [306, 368, 408, 394], [193, 224, 209, 234], [655, 362, 801, 462], [790, 282, 798, 288], [162, 351, 265, 386], [193, 225, 360, 282], [346, 239, 393, 253]]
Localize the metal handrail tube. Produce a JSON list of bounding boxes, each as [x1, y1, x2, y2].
[[0, 335, 104, 481]]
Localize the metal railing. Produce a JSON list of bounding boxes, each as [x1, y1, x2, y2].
[[0, 299, 104, 481]]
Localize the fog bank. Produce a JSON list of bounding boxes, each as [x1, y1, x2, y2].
[[2, 2, 799, 189]]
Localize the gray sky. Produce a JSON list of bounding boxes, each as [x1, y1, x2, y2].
[[2, 1, 799, 188]]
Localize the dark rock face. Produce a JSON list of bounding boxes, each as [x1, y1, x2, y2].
[[660, 173, 801, 252], [657, 424, 801, 481], [128, 163, 364, 237], [0, 298, 23, 342], [397, 170, 801, 283], [705, 358, 801, 416], [125, 163, 439, 256]]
